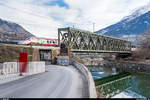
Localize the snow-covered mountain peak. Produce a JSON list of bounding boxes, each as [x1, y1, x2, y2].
[[122, 3, 150, 22]]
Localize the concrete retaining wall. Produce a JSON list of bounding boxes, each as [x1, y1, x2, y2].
[[0, 62, 45, 75], [103, 61, 150, 73], [57, 56, 69, 66], [70, 60, 97, 98]]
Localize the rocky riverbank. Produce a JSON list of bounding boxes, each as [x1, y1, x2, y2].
[[101, 60, 150, 73], [72, 53, 150, 73]]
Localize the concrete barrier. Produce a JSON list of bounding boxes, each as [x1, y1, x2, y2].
[[0, 61, 45, 75], [2, 62, 18, 75], [70, 60, 97, 98], [28, 62, 45, 75]]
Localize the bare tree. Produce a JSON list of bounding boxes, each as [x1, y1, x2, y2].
[[134, 29, 150, 59]]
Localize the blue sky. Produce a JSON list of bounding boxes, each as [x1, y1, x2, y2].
[[44, 0, 69, 9], [0, 0, 150, 38]]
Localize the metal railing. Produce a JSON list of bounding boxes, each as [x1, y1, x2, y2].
[[95, 72, 132, 98]]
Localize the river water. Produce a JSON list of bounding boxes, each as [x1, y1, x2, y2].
[[87, 65, 150, 98]]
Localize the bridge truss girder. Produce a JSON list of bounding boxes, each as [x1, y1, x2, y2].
[[58, 27, 131, 53]]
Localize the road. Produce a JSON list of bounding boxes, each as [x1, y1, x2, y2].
[[0, 65, 89, 98]]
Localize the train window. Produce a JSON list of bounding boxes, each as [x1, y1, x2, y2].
[[47, 41, 49, 44], [53, 41, 55, 44]]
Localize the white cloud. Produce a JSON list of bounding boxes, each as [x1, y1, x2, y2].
[[0, 0, 63, 39], [0, 0, 149, 38], [64, 0, 150, 31]]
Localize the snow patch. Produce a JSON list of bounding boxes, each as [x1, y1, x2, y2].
[[0, 73, 25, 85], [122, 3, 150, 22], [112, 89, 146, 98]]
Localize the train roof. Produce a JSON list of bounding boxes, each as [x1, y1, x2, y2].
[[28, 37, 58, 41]]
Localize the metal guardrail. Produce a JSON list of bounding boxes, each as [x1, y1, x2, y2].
[[95, 72, 132, 98]]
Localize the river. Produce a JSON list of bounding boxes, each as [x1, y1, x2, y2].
[[87, 65, 150, 98]]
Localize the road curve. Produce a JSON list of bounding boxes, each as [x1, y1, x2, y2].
[[0, 65, 89, 98]]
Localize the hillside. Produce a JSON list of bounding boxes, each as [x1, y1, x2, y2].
[[0, 18, 35, 41], [96, 4, 150, 45]]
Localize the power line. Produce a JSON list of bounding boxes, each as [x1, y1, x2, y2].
[[0, 2, 51, 21], [0, 2, 63, 28], [0, 2, 94, 31]]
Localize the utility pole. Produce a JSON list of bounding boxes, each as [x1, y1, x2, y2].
[[93, 22, 95, 33]]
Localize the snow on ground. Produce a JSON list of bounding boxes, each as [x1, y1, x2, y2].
[[0, 74, 25, 85], [0, 72, 39, 85], [112, 92, 134, 98], [112, 90, 146, 98]]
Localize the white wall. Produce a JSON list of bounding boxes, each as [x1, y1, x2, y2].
[[0, 62, 45, 75], [28, 62, 45, 75], [2, 62, 18, 74]]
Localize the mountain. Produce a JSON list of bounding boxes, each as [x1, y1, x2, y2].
[[96, 3, 150, 45], [0, 18, 35, 41]]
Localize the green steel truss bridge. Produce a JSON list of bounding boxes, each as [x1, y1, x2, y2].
[[58, 27, 131, 53], [95, 72, 132, 98]]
